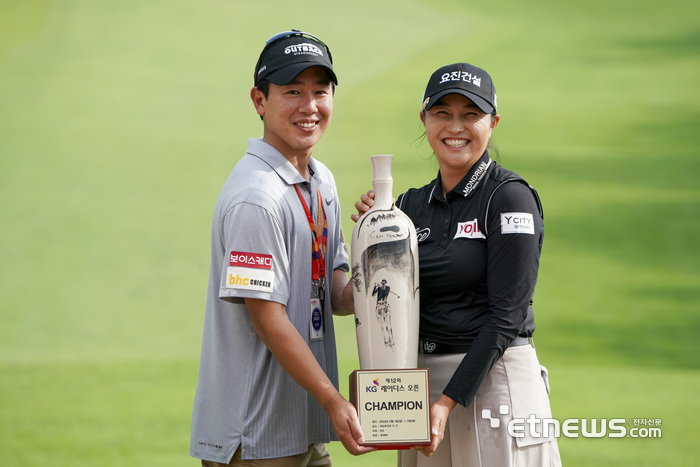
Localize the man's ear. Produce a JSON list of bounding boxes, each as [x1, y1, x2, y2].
[[251, 87, 265, 118]]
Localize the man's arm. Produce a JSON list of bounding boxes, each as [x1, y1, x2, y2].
[[244, 297, 373, 455], [330, 269, 354, 316]]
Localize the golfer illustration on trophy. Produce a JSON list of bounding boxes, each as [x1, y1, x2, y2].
[[349, 155, 430, 449], [372, 279, 397, 349]]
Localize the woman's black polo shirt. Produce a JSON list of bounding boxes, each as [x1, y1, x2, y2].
[[396, 151, 544, 408]]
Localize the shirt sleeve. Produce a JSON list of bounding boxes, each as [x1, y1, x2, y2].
[[442, 181, 544, 408], [218, 202, 290, 306]]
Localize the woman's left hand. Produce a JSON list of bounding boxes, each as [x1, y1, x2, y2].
[[350, 190, 375, 223], [414, 394, 457, 457]]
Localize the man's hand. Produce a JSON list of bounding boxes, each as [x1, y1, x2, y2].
[[322, 393, 376, 456], [414, 394, 457, 457]]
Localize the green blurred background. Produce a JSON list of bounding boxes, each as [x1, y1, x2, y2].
[[1, 0, 699, 465]]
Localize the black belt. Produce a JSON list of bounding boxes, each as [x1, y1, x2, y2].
[[419, 336, 531, 354], [510, 336, 531, 347]]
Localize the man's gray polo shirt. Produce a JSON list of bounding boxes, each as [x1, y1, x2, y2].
[[190, 138, 349, 463]]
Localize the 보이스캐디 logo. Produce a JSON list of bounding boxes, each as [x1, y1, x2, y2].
[[230, 251, 272, 269]]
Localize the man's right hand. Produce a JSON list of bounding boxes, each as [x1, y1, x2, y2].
[[322, 393, 376, 456]]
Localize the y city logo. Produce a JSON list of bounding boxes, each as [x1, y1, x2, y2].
[[480, 405, 662, 439], [366, 378, 380, 393], [500, 212, 535, 235]]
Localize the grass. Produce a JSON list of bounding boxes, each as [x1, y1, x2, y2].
[[1, 0, 699, 465], [2, 356, 698, 466], [0, 360, 196, 465]]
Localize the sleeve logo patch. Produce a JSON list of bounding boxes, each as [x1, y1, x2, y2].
[[454, 219, 486, 240], [500, 213, 535, 235], [230, 251, 272, 269], [226, 267, 274, 292]]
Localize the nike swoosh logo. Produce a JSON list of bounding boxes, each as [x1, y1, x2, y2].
[[325, 198, 333, 206]]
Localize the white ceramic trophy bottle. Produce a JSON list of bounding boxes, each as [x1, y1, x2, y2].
[[351, 155, 420, 370]]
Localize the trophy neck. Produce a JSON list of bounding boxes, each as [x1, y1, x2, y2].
[[370, 155, 394, 210], [372, 181, 393, 209]]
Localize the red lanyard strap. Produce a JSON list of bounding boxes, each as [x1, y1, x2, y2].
[[294, 184, 327, 281]]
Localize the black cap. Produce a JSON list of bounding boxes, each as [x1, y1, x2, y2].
[[254, 30, 337, 86], [421, 63, 496, 114]]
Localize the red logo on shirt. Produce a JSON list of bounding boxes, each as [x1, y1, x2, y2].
[[230, 251, 273, 269], [454, 219, 486, 240]]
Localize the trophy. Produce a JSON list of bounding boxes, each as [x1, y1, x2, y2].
[[349, 155, 430, 449]]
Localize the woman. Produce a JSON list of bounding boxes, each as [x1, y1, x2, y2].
[[352, 63, 562, 466]]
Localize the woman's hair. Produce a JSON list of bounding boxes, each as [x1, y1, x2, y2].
[[486, 112, 500, 160]]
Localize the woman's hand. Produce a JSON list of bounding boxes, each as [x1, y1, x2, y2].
[[350, 190, 375, 223], [414, 394, 457, 457]]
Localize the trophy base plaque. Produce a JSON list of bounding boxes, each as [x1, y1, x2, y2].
[[349, 369, 431, 450]]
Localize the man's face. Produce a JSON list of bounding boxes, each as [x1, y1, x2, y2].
[[252, 67, 333, 159]]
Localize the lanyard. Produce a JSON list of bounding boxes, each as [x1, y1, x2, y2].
[[294, 184, 327, 281]]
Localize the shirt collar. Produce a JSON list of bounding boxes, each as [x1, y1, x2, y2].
[[429, 151, 493, 204], [245, 138, 317, 186]]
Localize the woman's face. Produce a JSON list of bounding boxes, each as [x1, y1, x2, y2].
[[421, 93, 499, 175]]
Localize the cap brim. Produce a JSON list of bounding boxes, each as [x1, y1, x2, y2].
[[425, 89, 494, 114], [264, 63, 338, 86]]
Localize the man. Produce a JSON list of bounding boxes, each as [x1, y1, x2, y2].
[[190, 30, 373, 466]]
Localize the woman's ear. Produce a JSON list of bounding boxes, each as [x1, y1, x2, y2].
[[491, 114, 501, 130]]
